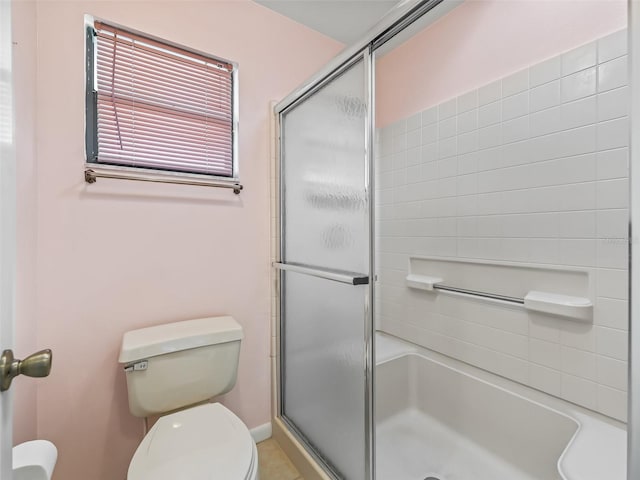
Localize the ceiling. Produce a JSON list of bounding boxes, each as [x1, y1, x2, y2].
[[255, 0, 400, 45]]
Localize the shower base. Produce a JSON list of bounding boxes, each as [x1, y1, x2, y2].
[[374, 333, 627, 480], [377, 408, 537, 480]]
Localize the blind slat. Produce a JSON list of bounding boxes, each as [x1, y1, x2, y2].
[[93, 22, 235, 177], [97, 117, 233, 144], [97, 107, 233, 141], [96, 41, 233, 85], [94, 23, 232, 72], [99, 152, 232, 169], [98, 159, 231, 175], [99, 150, 232, 168], [94, 32, 233, 77], [97, 93, 232, 127], [98, 87, 231, 120], [99, 148, 231, 167], [97, 80, 232, 110], [98, 122, 231, 150], [96, 68, 232, 100], [98, 131, 233, 158], [95, 49, 233, 95]]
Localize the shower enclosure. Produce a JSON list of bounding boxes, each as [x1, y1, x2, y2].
[[274, 1, 639, 479], [274, 53, 374, 479]]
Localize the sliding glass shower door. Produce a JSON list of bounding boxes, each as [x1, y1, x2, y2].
[[278, 55, 372, 480]]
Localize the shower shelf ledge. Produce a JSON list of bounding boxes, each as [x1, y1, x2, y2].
[[405, 274, 442, 291], [405, 274, 593, 322]]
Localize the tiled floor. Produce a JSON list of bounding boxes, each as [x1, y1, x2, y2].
[[257, 439, 304, 480]]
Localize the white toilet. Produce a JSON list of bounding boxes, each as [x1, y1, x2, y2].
[[119, 316, 259, 480]]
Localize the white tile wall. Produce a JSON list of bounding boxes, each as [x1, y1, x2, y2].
[[375, 30, 629, 422]]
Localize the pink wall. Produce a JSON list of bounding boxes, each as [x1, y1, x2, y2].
[[376, 0, 627, 127], [12, 0, 38, 446], [14, 1, 342, 478]]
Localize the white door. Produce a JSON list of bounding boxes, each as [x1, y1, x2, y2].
[[0, 0, 15, 476]]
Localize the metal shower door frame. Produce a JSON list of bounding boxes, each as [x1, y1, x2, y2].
[[627, 1, 640, 478], [275, 48, 374, 480], [273, 3, 445, 477]]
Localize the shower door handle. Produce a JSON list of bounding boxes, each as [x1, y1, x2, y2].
[[273, 262, 369, 285]]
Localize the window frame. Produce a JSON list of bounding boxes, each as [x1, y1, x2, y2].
[[84, 15, 240, 184]]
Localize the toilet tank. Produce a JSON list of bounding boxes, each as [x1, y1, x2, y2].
[[118, 316, 243, 417]]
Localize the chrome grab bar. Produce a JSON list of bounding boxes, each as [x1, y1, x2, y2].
[[405, 274, 593, 321], [273, 262, 369, 285], [433, 284, 525, 305]]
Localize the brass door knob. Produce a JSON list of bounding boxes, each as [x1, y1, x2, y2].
[[0, 349, 52, 392]]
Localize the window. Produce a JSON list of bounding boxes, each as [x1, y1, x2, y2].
[[85, 19, 238, 181]]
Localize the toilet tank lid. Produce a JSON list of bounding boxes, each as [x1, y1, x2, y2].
[[119, 316, 243, 364]]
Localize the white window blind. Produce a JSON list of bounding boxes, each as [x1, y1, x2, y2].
[[91, 21, 235, 178]]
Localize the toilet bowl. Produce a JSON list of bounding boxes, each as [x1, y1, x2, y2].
[[128, 403, 258, 480], [119, 316, 259, 480]]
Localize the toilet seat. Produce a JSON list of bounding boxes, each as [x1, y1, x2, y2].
[[128, 403, 258, 480]]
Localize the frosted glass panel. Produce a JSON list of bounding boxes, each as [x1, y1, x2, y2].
[[282, 60, 368, 274], [283, 271, 366, 479], [280, 57, 370, 479]]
